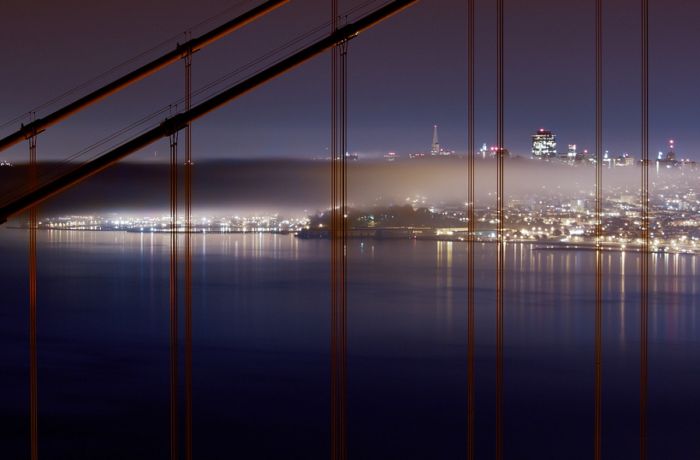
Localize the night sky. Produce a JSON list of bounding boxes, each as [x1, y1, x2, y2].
[[2, 0, 700, 162]]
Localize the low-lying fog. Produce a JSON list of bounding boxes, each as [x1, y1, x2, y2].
[[0, 158, 693, 220]]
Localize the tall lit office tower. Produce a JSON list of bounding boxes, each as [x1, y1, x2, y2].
[[567, 144, 577, 159], [431, 124, 441, 155], [666, 139, 676, 161], [480, 143, 488, 159], [531, 128, 557, 159]]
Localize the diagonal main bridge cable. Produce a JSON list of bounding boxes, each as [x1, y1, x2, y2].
[[0, 0, 263, 134], [0, 0, 383, 136], [0, 0, 289, 153], [0, 0, 419, 225], [0, 0, 392, 207]]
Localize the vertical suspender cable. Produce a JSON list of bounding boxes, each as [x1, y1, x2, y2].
[[467, 0, 476, 458], [169, 128, 179, 460], [640, 0, 649, 457], [594, 0, 603, 457], [330, 3, 348, 459], [330, 1, 338, 452], [340, 36, 349, 460], [28, 112, 39, 460], [330, 3, 338, 457], [183, 38, 194, 460], [495, 0, 505, 458]]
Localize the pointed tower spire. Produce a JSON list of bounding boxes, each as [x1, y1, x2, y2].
[[431, 124, 440, 155]]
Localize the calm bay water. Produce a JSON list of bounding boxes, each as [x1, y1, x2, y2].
[[1, 228, 699, 459]]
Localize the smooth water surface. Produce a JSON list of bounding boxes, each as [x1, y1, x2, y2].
[[1, 228, 699, 458]]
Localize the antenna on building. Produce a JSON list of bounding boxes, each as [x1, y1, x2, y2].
[[431, 124, 440, 155]]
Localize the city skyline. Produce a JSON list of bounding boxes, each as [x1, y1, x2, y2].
[[1, 119, 693, 163], [3, 0, 700, 163], [3, 1, 700, 458]]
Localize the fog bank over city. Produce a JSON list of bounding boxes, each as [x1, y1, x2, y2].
[[0, 158, 689, 219]]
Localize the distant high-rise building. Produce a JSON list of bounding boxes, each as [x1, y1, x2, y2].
[[657, 139, 681, 168], [431, 124, 441, 155], [616, 153, 635, 167], [428, 124, 454, 156], [577, 149, 589, 163], [490, 146, 510, 158], [602, 150, 612, 168], [480, 143, 488, 159], [567, 144, 577, 159], [666, 139, 676, 161], [531, 129, 557, 159]]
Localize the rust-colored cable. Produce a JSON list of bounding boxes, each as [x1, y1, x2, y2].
[[340, 38, 348, 460], [169, 129, 179, 460], [496, 0, 505, 458], [330, 3, 337, 457], [640, 0, 649, 457], [183, 38, 194, 460], [330, 4, 348, 458], [594, 0, 603, 457], [28, 112, 38, 460], [467, 0, 476, 457]]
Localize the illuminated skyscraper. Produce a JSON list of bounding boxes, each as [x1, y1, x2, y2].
[[666, 139, 676, 161], [531, 128, 557, 159], [430, 124, 441, 155], [428, 124, 454, 156], [480, 143, 488, 159]]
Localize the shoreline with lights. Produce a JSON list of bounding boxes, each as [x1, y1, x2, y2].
[[9, 198, 699, 255]]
